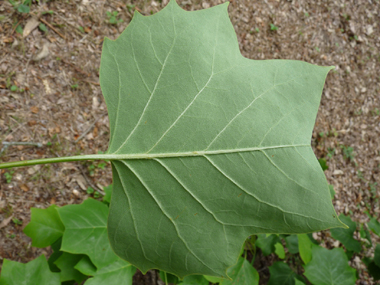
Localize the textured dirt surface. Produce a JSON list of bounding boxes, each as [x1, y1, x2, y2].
[[0, 0, 379, 284]]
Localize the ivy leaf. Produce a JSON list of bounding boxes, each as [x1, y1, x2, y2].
[[100, 0, 343, 278], [0, 255, 60, 285], [57, 199, 120, 268], [330, 214, 361, 253], [221, 257, 259, 285], [23, 205, 64, 248], [304, 247, 356, 285]]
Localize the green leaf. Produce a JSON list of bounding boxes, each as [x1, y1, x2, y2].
[[284, 235, 299, 254], [328, 184, 335, 199], [220, 257, 259, 285], [54, 253, 87, 283], [85, 260, 136, 285], [294, 279, 306, 285], [39, 23, 48, 32], [23, 205, 64, 248], [367, 261, 380, 281], [330, 214, 361, 253], [318, 158, 328, 171], [103, 184, 113, 203], [268, 262, 301, 285], [74, 255, 97, 276], [204, 275, 223, 283], [274, 242, 285, 259], [298, 234, 315, 265], [375, 244, 380, 267], [304, 247, 356, 285], [0, 255, 60, 285], [178, 275, 209, 285], [48, 238, 63, 272], [256, 234, 280, 256], [99, 0, 342, 278], [17, 4, 30, 13], [368, 217, 380, 236], [57, 199, 119, 268], [159, 271, 179, 284]]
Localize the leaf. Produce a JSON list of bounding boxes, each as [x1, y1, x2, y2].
[[54, 253, 87, 283], [304, 247, 356, 285], [328, 184, 335, 199], [84, 259, 136, 285], [178, 275, 209, 285], [17, 4, 30, 13], [330, 214, 361, 253], [203, 275, 223, 283], [57, 199, 119, 268], [274, 242, 285, 259], [375, 244, 380, 267], [298, 234, 316, 265], [256, 234, 281, 256], [284, 235, 299, 254], [220, 257, 259, 285], [74, 256, 97, 276], [268, 262, 302, 285], [367, 261, 380, 281], [0, 255, 60, 285], [159, 271, 179, 284], [48, 238, 63, 272], [103, 183, 113, 203], [23, 205, 64, 248], [368, 217, 380, 236], [100, 0, 343, 278]]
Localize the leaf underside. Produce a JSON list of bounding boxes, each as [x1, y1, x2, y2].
[[99, 0, 343, 278]]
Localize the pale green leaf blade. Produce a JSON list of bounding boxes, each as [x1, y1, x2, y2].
[[0, 255, 60, 285], [221, 257, 259, 285], [100, 0, 343, 278], [274, 242, 285, 259], [298, 234, 315, 265], [57, 199, 119, 268], [23, 205, 64, 248], [84, 259, 136, 285], [304, 247, 356, 285]]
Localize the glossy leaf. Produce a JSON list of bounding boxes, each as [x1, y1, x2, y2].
[[330, 214, 361, 253], [268, 262, 302, 285], [23, 205, 64, 248], [304, 247, 356, 285], [221, 257, 259, 285], [74, 256, 97, 276], [0, 255, 60, 285], [57, 199, 119, 268], [100, 0, 342, 277], [84, 260, 136, 285]]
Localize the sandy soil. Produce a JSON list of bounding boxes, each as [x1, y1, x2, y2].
[[0, 0, 379, 284]]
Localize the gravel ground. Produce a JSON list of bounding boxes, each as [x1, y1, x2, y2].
[[0, 0, 379, 284]]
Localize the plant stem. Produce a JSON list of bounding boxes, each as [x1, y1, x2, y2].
[[0, 154, 110, 169]]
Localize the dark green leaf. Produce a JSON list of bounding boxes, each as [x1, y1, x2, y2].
[[85, 260, 136, 285], [159, 271, 179, 284], [221, 257, 259, 285], [0, 255, 60, 285], [48, 238, 63, 272], [103, 184, 113, 203], [178, 275, 209, 285], [54, 253, 87, 282], [256, 234, 281, 256], [23, 205, 64, 248], [285, 235, 299, 254], [74, 255, 97, 276], [318, 158, 328, 171], [368, 217, 380, 236], [304, 247, 356, 285], [375, 244, 380, 267], [268, 262, 300, 285], [367, 261, 380, 281], [330, 215, 361, 253], [99, 0, 343, 278]]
